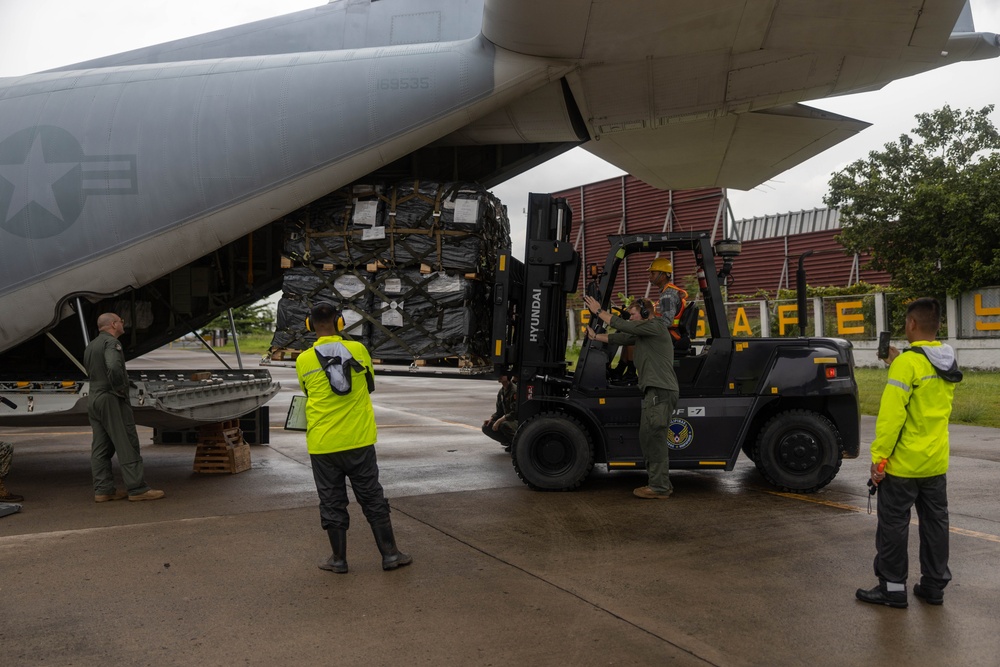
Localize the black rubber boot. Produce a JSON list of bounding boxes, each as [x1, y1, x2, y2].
[[319, 528, 348, 573], [372, 522, 412, 571]]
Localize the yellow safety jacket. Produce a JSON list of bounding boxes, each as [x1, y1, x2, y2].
[[295, 335, 377, 455], [871, 341, 957, 478]]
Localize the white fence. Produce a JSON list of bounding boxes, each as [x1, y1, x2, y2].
[[719, 288, 1000, 370]]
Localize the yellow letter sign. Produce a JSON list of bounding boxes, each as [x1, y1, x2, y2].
[[732, 307, 753, 336], [975, 293, 1000, 330], [836, 300, 865, 335], [777, 304, 798, 336]]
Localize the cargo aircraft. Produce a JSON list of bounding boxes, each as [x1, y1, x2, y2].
[[0, 0, 997, 425]]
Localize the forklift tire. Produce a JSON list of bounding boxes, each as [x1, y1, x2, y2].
[[753, 410, 842, 493], [512, 412, 595, 491]]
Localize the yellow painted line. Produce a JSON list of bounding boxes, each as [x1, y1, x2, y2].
[[813, 357, 837, 364], [766, 490, 1000, 544], [950, 527, 1000, 544], [766, 491, 867, 513]]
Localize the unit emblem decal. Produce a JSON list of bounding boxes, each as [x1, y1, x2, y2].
[[667, 418, 694, 450]]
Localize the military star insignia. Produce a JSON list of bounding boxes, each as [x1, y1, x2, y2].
[[0, 132, 78, 222]]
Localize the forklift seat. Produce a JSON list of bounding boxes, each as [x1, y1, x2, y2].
[[673, 302, 699, 357]]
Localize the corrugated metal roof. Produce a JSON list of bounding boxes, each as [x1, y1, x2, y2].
[[735, 207, 842, 240], [551, 185, 892, 299], [552, 175, 726, 300]]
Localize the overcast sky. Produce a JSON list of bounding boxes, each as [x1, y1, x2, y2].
[[2, 0, 998, 231]]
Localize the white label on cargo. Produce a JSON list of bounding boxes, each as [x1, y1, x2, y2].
[[428, 272, 462, 293], [381, 301, 403, 327], [452, 199, 479, 224], [352, 200, 379, 226], [384, 278, 402, 294], [362, 226, 386, 240], [341, 309, 363, 330], [333, 274, 366, 298]]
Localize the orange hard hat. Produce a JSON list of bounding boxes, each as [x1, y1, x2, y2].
[[648, 258, 672, 274]]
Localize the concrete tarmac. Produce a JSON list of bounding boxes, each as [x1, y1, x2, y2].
[[2, 348, 999, 666]]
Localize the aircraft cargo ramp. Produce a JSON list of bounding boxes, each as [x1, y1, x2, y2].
[[0, 369, 279, 430]]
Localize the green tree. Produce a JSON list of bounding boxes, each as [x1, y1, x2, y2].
[[828, 105, 1000, 296], [205, 303, 275, 335]]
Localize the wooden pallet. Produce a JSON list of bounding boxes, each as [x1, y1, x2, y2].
[[372, 357, 427, 367], [268, 348, 305, 362], [417, 263, 480, 280], [371, 355, 488, 369], [280, 256, 340, 271], [193, 420, 251, 474]]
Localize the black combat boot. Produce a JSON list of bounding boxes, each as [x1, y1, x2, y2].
[[914, 583, 944, 605], [372, 522, 413, 571], [855, 582, 907, 608], [319, 528, 348, 573]]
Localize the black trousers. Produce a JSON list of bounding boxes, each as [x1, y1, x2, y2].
[[874, 473, 951, 590], [310, 445, 390, 531]]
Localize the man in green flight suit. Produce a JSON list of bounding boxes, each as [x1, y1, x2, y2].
[[84, 313, 165, 502], [584, 294, 679, 499]]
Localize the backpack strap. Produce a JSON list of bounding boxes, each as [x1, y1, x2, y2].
[[315, 344, 375, 395]]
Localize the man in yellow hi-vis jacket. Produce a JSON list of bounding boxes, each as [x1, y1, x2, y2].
[[296, 302, 411, 574], [856, 297, 962, 609]]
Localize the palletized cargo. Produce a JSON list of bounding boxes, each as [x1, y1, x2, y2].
[[270, 267, 373, 352], [367, 268, 490, 362], [281, 180, 509, 273], [268, 179, 509, 366]]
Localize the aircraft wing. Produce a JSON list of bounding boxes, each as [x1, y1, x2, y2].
[[578, 104, 871, 191], [482, 0, 999, 187]]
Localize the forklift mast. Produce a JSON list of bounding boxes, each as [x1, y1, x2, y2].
[[491, 194, 579, 393]]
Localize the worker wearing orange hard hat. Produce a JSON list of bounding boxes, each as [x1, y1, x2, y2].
[[648, 257, 689, 352]]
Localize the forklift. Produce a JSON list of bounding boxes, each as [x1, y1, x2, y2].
[[491, 194, 860, 493]]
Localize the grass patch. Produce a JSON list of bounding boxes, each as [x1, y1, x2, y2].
[[178, 333, 275, 357], [852, 367, 1000, 428]]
